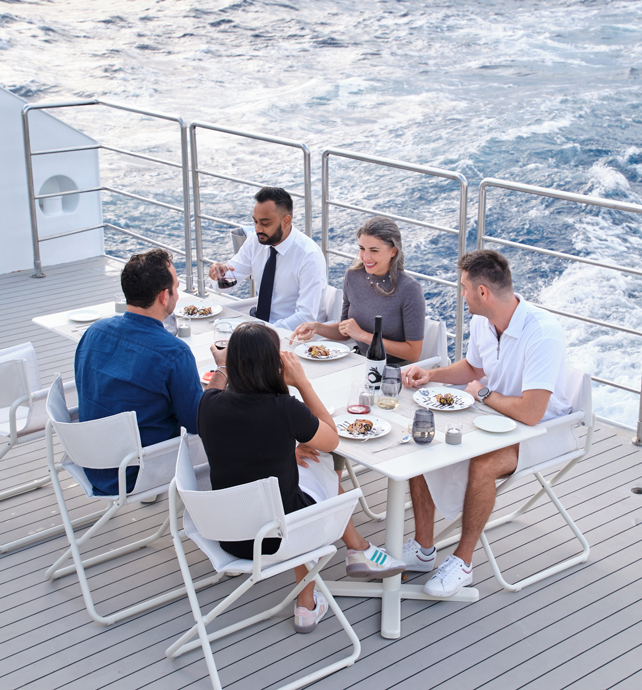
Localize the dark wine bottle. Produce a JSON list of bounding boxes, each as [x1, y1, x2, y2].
[[365, 315, 386, 391]]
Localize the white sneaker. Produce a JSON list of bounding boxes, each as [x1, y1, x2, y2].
[[345, 544, 406, 579], [401, 538, 436, 572], [423, 555, 473, 597], [293, 591, 328, 633]]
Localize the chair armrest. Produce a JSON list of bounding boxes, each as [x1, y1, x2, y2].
[[140, 435, 181, 460], [539, 409, 585, 430], [403, 355, 440, 371], [284, 489, 361, 533]]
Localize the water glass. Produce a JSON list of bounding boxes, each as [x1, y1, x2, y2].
[[348, 382, 374, 414], [412, 408, 435, 445]]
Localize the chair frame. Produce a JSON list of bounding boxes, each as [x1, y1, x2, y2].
[[45, 388, 221, 625], [0, 360, 103, 553], [434, 411, 595, 592], [166, 441, 362, 690]]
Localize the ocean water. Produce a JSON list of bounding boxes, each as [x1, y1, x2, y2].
[[2, 0, 642, 427]]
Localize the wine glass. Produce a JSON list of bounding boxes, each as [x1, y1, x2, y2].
[[348, 382, 374, 414], [377, 378, 400, 410], [214, 322, 233, 351]]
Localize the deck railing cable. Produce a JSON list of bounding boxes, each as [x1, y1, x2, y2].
[[321, 148, 468, 361], [477, 177, 642, 444], [189, 121, 312, 297], [22, 99, 194, 290]]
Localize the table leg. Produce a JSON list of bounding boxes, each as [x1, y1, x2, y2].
[[381, 477, 406, 639]]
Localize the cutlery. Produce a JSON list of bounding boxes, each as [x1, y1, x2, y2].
[[372, 434, 412, 453]]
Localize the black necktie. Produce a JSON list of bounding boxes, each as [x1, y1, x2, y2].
[[254, 247, 278, 322]]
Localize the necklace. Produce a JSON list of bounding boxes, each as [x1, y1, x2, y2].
[[365, 270, 389, 289]]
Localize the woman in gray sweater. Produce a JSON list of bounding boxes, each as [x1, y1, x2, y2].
[[291, 217, 425, 363]]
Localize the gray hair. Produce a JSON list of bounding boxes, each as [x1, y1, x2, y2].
[[350, 216, 405, 296]]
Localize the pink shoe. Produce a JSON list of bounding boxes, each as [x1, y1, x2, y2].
[[293, 591, 328, 633]]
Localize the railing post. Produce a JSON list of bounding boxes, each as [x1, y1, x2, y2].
[[455, 177, 468, 361], [321, 151, 330, 279], [633, 375, 642, 446], [190, 125, 207, 297], [179, 120, 194, 293], [302, 144, 313, 239], [22, 106, 45, 278]]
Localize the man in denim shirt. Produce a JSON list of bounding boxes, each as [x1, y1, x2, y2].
[[75, 249, 206, 496]]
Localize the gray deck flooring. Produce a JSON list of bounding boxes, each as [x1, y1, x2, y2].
[[1, 257, 641, 690]]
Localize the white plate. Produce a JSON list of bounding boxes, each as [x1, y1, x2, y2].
[[413, 387, 475, 412], [474, 415, 517, 433], [334, 414, 392, 440], [176, 302, 223, 319], [295, 341, 352, 360], [68, 309, 102, 323]]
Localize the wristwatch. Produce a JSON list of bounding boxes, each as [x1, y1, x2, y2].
[[478, 387, 491, 403]]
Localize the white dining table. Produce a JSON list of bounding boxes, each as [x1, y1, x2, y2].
[[33, 302, 546, 640]]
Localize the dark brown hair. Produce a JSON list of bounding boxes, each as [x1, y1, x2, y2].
[[458, 249, 513, 295], [121, 249, 174, 309], [225, 323, 289, 395]]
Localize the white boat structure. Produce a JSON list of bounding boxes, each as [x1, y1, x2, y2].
[[1, 86, 642, 690]]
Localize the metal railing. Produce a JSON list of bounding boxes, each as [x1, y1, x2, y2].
[[321, 148, 468, 360], [478, 177, 642, 444], [22, 99, 194, 290], [190, 122, 312, 296]]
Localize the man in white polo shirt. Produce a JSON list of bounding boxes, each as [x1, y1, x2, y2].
[[208, 187, 327, 330], [401, 249, 571, 597]]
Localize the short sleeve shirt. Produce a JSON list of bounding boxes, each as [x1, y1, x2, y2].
[[197, 389, 320, 559], [466, 294, 570, 421]]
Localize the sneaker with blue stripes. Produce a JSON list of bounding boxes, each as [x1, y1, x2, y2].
[[345, 543, 406, 579]]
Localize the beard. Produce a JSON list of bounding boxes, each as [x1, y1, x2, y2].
[[257, 223, 283, 246]]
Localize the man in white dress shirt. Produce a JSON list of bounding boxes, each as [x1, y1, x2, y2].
[[400, 249, 571, 598], [209, 187, 327, 331]]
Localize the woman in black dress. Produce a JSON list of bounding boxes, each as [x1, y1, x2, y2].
[[198, 323, 405, 632]]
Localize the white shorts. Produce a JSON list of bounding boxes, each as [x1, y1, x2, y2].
[[297, 452, 339, 505]]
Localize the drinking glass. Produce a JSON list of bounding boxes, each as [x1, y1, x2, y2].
[[383, 364, 402, 392], [214, 322, 233, 350], [377, 378, 400, 410], [348, 382, 374, 414], [412, 408, 435, 444]]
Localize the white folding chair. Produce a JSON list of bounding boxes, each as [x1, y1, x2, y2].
[[45, 375, 219, 625], [319, 285, 343, 323], [435, 366, 595, 592], [0, 343, 85, 552], [342, 317, 449, 522], [167, 433, 362, 690]]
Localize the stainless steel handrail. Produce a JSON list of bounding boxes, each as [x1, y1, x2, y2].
[[189, 121, 312, 297], [22, 99, 194, 290], [477, 176, 642, 443], [321, 148, 468, 360]]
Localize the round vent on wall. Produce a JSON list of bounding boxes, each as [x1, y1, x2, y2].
[[38, 175, 80, 216]]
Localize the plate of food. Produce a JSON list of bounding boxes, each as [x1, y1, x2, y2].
[[334, 414, 392, 440], [294, 341, 352, 360], [474, 415, 516, 433], [176, 302, 223, 319], [68, 309, 102, 323], [413, 387, 475, 412]]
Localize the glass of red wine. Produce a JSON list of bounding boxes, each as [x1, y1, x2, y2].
[[347, 382, 375, 414], [217, 268, 237, 289], [214, 322, 233, 350]]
